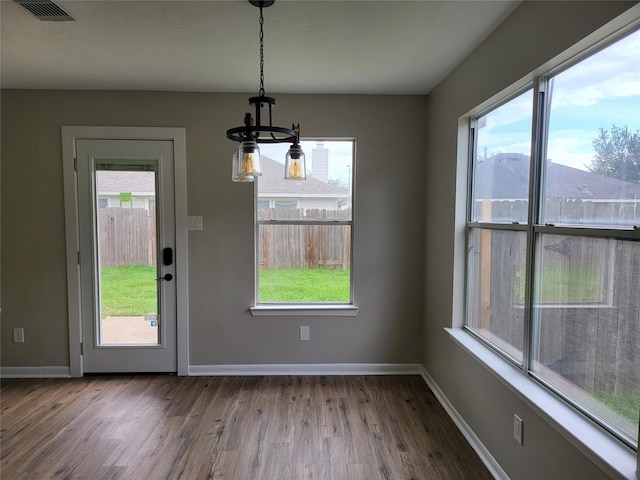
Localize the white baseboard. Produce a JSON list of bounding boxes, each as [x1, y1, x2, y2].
[[188, 363, 424, 376], [1, 366, 71, 378], [419, 367, 509, 480], [0, 363, 423, 378]]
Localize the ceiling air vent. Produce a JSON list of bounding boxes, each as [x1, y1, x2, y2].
[[15, 0, 75, 21]]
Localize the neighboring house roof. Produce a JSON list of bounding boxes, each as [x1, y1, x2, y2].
[[95, 157, 348, 198], [475, 153, 640, 200], [258, 156, 348, 197], [96, 171, 155, 194]]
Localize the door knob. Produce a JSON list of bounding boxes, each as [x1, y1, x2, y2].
[[157, 273, 173, 281]]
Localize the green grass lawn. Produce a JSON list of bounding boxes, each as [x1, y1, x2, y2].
[[516, 265, 602, 303], [101, 266, 350, 316], [597, 392, 640, 425], [259, 268, 350, 302], [100, 265, 157, 317]]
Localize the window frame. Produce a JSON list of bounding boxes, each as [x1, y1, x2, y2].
[[463, 24, 640, 455], [250, 138, 358, 316], [465, 85, 536, 366]]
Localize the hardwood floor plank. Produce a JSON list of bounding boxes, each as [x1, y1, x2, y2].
[[1, 375, 492, 480]]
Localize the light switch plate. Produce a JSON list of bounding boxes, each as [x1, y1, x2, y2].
[[188, 216, 203, 231]]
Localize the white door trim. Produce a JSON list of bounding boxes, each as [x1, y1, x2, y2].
[[62, 126, 189, 376]]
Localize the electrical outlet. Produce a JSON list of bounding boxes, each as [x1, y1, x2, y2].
[[513, 414, 523, 445], [13, 327, 25, 343], [300, 325, 310, 341]]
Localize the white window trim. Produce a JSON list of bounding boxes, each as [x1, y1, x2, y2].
[[250, 305, 359, 317]]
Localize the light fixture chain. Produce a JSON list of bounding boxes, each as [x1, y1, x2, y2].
[[228, 0, 305, 183], [259, 6, 265, 97]]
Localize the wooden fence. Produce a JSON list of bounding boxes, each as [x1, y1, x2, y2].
[[472, 199, 640, 398], [258, 208, 351, 270], [98, 207, 156, 267], [475, 198, 640, 225], [98, 206, 351, 270]]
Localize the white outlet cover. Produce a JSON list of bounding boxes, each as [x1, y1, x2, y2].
[[300, 326, 310, 341], [13, 327, 25, 343], [513, 414, 523, 445]]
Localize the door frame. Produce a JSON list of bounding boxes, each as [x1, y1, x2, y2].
[[62, 126, 189, 376]]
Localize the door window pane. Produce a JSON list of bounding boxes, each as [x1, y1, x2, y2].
[[95, 169, 159, 345]]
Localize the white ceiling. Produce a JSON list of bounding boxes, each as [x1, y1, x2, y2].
[[0, 0, 520, 95]]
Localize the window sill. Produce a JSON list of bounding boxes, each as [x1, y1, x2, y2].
[[250, 305, 359, 317], [445, 327, 638, 480]]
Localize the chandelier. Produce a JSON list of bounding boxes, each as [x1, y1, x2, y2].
[[227, 0, 306, 182]]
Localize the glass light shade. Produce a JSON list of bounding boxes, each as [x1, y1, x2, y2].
[[232, 151, 255, 182], [239, 140, 261, 177], [284, 143, 306, 180]]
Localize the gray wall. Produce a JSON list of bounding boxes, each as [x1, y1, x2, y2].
[[1, 1, 637, 478], [423, 2, 637, 480], [1, 92, 426, 367]]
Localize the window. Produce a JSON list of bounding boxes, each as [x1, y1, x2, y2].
[[466, 29, 640, 448], [468, 89, 533, 363], [256, 140, 354, 305]]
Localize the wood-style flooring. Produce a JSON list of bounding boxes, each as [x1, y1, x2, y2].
[[1, 375, 493, 480]]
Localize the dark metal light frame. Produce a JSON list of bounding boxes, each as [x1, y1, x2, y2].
[[226, 0, 301, 147]]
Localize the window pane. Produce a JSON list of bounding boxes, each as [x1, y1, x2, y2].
[[467, 228, 527, 362], [532, 234, 640, 443], [472, 90, 533, 224], [257, 140, 353, 221], [95, 169, 159, 345], [258, 224, 351, 303], [543, 30, 640, 227], [256, 140, 354, 304]]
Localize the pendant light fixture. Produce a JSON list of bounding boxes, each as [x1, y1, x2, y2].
[[227, 0, 306, 182]]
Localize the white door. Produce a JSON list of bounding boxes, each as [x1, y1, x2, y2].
[[76, 139, 176, 373]]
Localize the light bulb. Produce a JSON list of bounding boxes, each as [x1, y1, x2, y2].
[[285, 143, 306, 180], [238, 140, 261, 177], [288, 159, 303, 179], [232, 150, 255, 182], [241, 152, 256, 174]]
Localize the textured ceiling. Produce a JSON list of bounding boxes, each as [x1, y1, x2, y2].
[[0, 0, 520, 95]]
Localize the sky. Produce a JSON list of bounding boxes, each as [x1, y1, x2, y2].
[[476, 28, 640, 171]]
